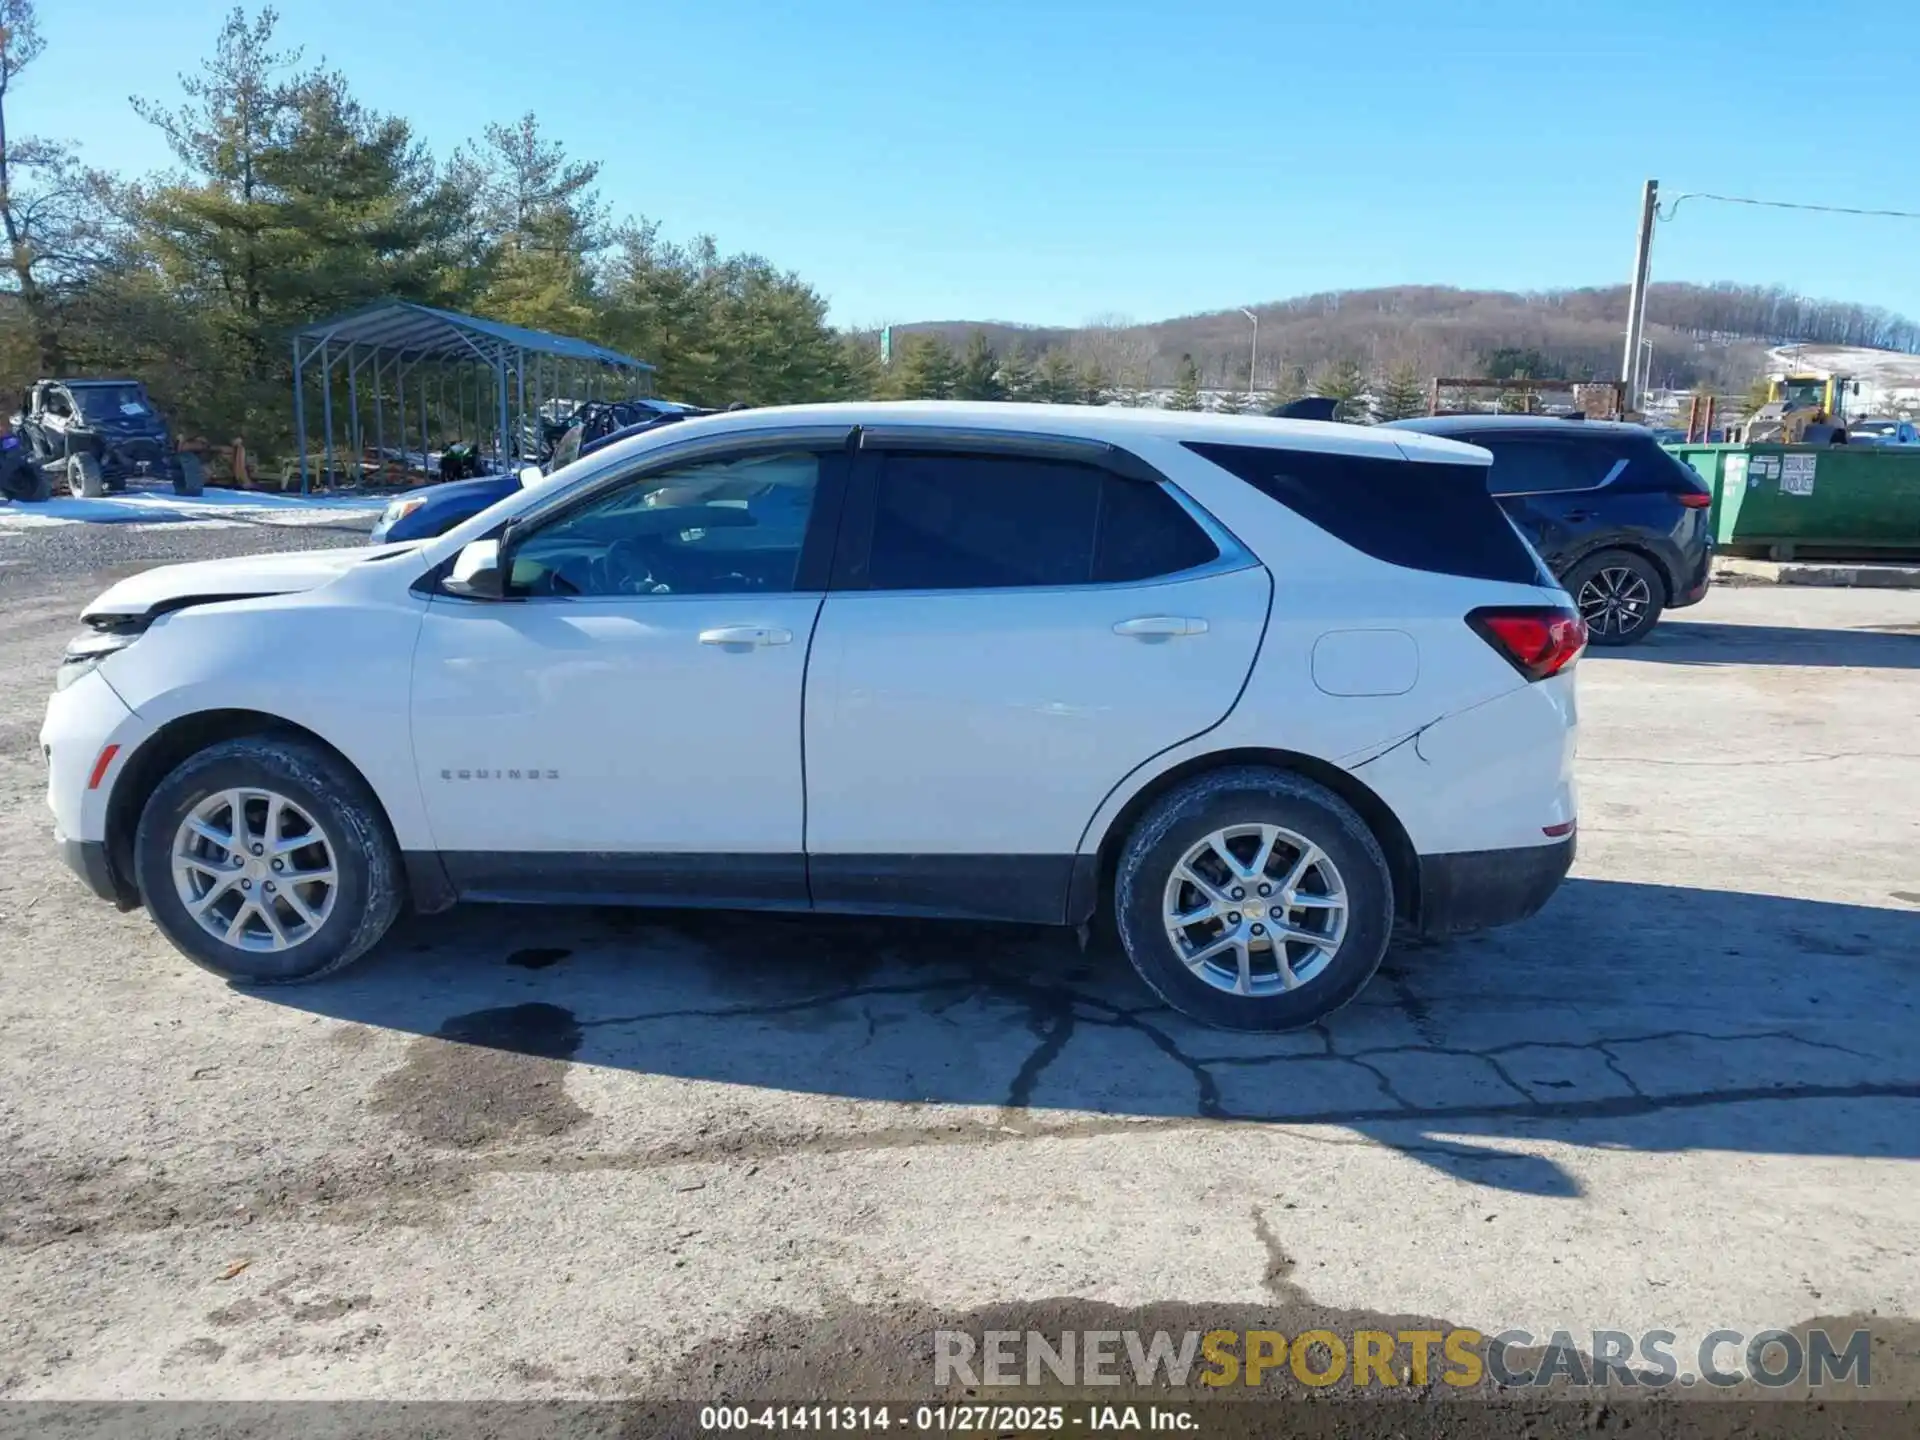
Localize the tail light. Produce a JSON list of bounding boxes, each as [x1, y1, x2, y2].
[[1677, 491, 1712, 509], [1467, 605, 1587, 681]]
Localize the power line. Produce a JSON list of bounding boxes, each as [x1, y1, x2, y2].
[[1659, 191, 1920, 223]]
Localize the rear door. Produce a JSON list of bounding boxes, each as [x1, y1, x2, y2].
[[803, 437, 1271, 922], [1480, 437, 1623, 572]]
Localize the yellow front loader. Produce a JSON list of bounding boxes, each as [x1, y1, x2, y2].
[[1735, 373, 1857, 444]]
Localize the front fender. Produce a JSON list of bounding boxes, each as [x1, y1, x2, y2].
[[93, 590, 436, 850]]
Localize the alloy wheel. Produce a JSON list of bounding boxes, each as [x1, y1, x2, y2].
[[1161, 823, 1348, 997], [171, 788, 338, 952], [1577, 565, 1652, 638]]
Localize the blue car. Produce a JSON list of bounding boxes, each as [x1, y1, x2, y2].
[[370, 470, 527, 544], [369, 409, 702, 543]]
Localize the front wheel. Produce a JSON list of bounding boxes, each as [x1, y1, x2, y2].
[[1113, 768, 1395, 1031], [68, 451, 105, 498], [1567, 549, 1664, 646], [0, 460, 49, 501], [133, 735, 403, 984]]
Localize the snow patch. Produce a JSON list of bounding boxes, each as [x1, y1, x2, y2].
[[0, 486, 384, 531]]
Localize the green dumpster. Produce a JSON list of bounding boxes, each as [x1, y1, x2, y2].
[[1665, 443, 1920, 560]]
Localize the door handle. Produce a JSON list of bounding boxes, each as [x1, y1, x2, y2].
[[698, 625, 793, 648], [1113, 615, 1208, 638]]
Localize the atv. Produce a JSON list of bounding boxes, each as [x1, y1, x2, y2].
[[9, 379, 205, 501], [524, 397, 707, 466]]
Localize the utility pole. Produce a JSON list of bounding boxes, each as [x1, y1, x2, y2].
[[1620, 179, 1658, 409], [1239, 308, 1259, 399]]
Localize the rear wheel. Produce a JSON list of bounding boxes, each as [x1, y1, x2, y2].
[[133, 736, 403, 984], [1113, 768, 1395, 1031], [68, 451, 105, 498], [1567, 549, 1664, 646]]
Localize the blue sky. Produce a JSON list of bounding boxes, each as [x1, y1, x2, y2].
[[24, 0, 1920, 329]]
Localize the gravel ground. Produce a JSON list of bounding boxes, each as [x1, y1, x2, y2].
[[1, 521, 1917, 1438], [0, 513, 377, 592]]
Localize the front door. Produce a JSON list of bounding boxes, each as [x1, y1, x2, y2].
[[804, 444, 1271, 922], [410, 443, 844, 906]]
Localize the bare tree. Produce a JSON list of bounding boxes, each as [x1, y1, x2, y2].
[[1070, 315, 1155, 401], [1, 0, 117, 372]]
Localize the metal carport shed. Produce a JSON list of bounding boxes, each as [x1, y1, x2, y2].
[[290, 302, 653, 492]]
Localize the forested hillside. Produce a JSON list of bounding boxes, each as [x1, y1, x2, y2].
[[883, 283, 1920, 397]]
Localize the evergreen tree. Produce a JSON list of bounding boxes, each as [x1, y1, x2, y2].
[[1168, 353, 1203, 411], [261, 73, 472, 316], [130, 5, 307, 405], [469, 112, 603, 336], [599, 221, 864, 407], [886, 333, 958, 399], [838, 332, 883, 401], [953, 331, 1003, 400], [128, 7, 471, 445], [1213, 388, 1245, 415], [1370, 360, 1428, 422], [1078, 356, 1112, 407], [1035, 347, 1079, 404], [998, 341, 1035, 401], [1312, 357, 1369, 422]]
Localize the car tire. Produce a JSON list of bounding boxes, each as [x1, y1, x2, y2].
[[132, 735, 403, 985], [1566, 549, 1665, 646], [1113, 767, 1395, 1031], [69, 451, 105, 498], [9, 464, 51, 502], [174, 452, 206, 497]]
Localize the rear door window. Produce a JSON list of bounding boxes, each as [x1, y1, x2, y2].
[[862, 452, 1218, 591], [866, 453, 1100, 590], [1093, 475, 1220, 582], [1187, 441, 1544, 585], [1481, 439, 1622, 496]]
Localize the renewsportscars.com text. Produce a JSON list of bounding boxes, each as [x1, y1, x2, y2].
[[934, 1326, 1874, 1390]]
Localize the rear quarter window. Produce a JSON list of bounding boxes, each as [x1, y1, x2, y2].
[[1185, 441, 1544, 585]]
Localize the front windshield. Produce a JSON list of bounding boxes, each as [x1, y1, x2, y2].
[[69, 384, 151, 419]]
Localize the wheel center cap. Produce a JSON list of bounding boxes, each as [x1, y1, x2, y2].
[[1243, 901, 1265, 919]]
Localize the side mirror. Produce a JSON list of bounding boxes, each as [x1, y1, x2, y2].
[[443, 538, 505, 600], [517, 465, 543, 489]]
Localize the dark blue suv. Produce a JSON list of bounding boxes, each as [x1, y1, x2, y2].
[[1386, 416, 1714, 645]]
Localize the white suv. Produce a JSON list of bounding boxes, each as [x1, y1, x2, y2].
[[42, 403, 1581, 1031]]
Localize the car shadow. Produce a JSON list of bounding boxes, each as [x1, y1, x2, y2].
[[1605, 619, 1920, 668], [264, 877, 1920, 1199]]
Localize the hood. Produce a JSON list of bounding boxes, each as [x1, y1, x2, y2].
[[408, 473, 523, 506], [81, 544, 413, 621]]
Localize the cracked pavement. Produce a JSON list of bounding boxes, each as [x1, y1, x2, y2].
[[1, 536, 1917, 1404]]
